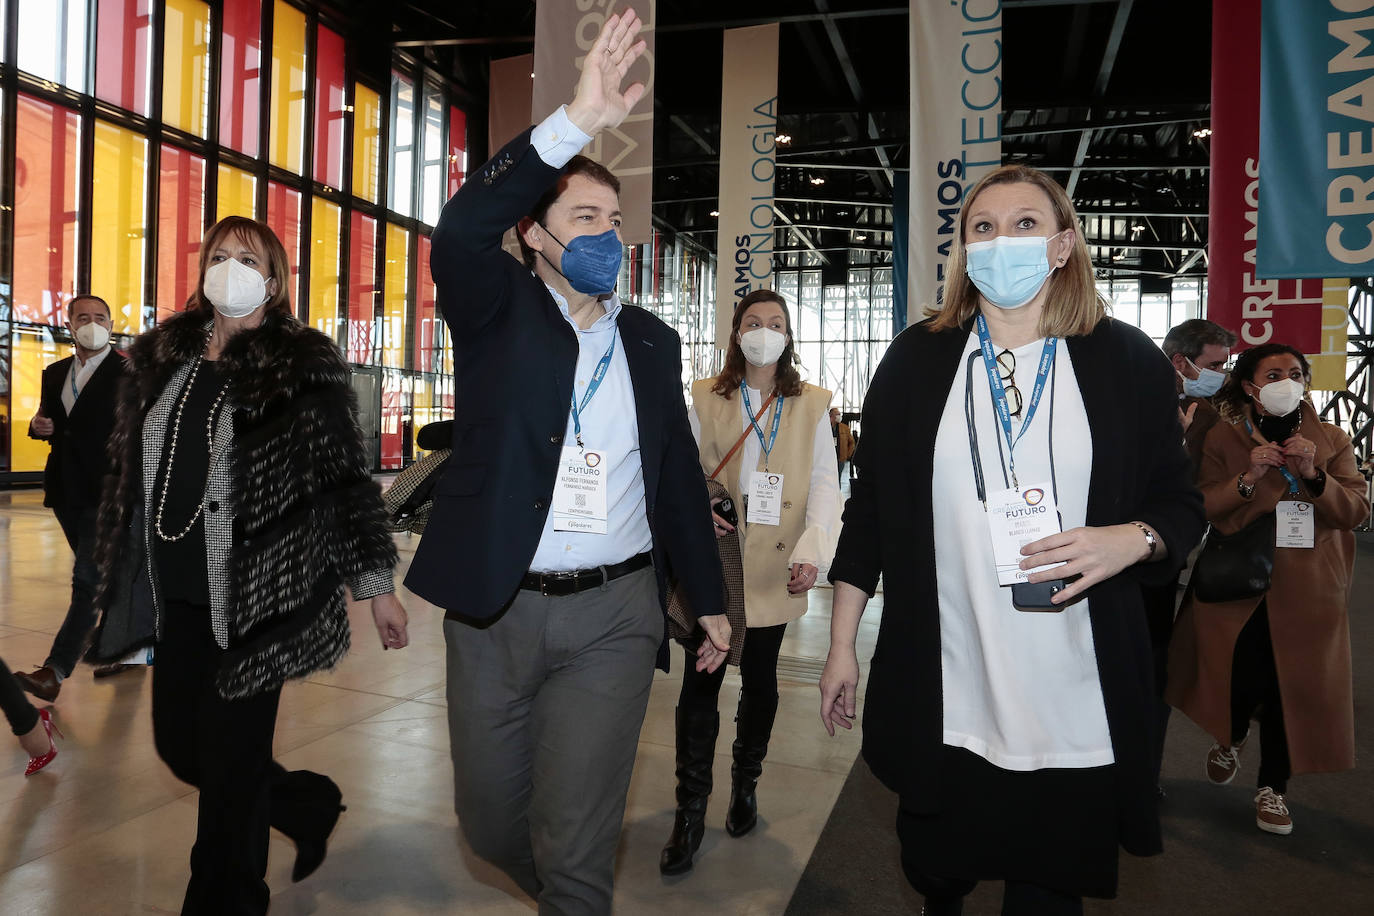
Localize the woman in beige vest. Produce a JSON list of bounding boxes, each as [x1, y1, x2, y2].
[[660, 289, 839, 875]]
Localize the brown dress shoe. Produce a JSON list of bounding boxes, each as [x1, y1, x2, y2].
[[13, 667, 61, 702], [92, 663, 134, 679]]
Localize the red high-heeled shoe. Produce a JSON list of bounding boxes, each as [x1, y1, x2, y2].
[[24, 708, 62, 776]]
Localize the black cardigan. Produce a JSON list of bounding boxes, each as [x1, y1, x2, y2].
[[829, 315, 1205, 856]]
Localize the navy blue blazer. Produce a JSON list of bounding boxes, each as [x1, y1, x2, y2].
[[404, 128, 725, 666], [29, 351, 123, 511]]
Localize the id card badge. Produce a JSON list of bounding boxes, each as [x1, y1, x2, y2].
[[1275, 500, 1315, 549], [747, 471, 785, 526], [551, 446, 609, 534], [986, 481, 1065, 586]]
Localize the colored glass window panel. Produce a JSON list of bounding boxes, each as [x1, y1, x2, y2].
[[389, 73, 415, 217], [220, 0, 262, 157], [415, 233, 439, 372], [269, 0, 307, 174], [380, 371, 404, 470], [156, 146, 206, 323], [163, 0, 212, 137], [420, 86, 445, 226], [9, 330, 67, 472], [17, 0, 90, 93], [352, 84, 381, 204], [309, 197, 342, 339], [266, 182, 302, 312], [448, 105, 467, 198], [91, 121, 149, 335], [95, 0, 152, 115], [383, 223, 410, 368], [217, 163, 257, 219], [314, 26, 347, 190], [412, 377, 436, 456], [13, 95, 82, 326], [348, 211, 378, 364]]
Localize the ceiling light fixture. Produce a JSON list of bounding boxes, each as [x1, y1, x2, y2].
[[776, 134, 792, 145], [709, 210, 720, 217], [1192, 127, 1212, 139], [855, 234, 868, 242], [810, 176, 826, 186]]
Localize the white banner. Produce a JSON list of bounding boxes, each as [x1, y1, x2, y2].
[[714, 23, 779, 348], [908, 0, 1003, 322]]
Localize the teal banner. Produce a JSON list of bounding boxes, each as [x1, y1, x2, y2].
[[1258, 0, 1374, 278]]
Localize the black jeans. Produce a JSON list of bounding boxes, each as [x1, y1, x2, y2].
[[154, 601, 282, 915], [47, 504, 101, 677], [678, 622, 788, 710], [0, 657, 39, 737], [1230, 601, 1291, 793]]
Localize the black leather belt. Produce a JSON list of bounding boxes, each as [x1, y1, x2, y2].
[[520, 552, 653, 597]]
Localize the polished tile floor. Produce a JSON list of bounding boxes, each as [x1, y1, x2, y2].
[[0, 488, 879, 914]]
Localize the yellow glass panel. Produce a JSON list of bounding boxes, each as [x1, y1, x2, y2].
[[309, 197, 341, 338], [217, 163, 257, 219], [91, 121, 149, 335], [383, 223, 410, 369], [353, 83, 381, 203], [9, 330, 66, 472], [269, 0, 307, 174], [162, 0, 211, 137], [413, 377, 433, 456]]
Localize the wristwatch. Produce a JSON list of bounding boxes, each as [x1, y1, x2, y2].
[[1132, 521, 1157, 561]]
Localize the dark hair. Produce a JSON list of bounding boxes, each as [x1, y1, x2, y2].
[[1162, 318, 1238, 360], [1214, 343, 1311, 422], [518, 156, 622, 270], [186, 216, 294, 317], [710, 289, 804, 399], [67, 294, 111, 318]]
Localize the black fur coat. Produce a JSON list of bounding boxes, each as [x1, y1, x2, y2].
[[94, 309, 398, 698]]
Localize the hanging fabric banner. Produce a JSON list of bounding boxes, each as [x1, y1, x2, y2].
[[532, 0, 656, 245], [488, 54, 535, 154], [713, 23, 779, 348], [907, 0, 1002, 327], [1210, 0, 1347, 388]]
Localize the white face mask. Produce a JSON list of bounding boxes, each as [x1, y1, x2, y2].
[[73, 322, 111, 351], [203, 257, 270, 318], [1254, 377, 1304, 417], [739, 327, 788, 367]]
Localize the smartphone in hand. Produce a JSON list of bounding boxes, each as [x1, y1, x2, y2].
[[716, 497, 738, 528]]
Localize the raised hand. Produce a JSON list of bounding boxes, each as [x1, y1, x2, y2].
[[565, 9, 649, 136]]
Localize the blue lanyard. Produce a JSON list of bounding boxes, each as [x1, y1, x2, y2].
[[740, 384, 784, 469], [570, 331, 617, 450], [1244, 420, 1300, 495], [975, 314, 1056, 489], [70, 368, 81, 400]]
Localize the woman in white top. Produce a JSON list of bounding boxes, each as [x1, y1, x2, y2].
[[818, 166, 1204, 914], [660, 289, 840, 876]]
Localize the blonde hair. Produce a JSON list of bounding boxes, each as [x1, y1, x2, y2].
[[926, 165, 1108, 337]]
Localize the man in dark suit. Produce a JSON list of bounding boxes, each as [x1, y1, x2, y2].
[[404, 11, 728, 914], [15, 294, 127, 701]]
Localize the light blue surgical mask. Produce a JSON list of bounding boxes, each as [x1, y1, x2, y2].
[[1180, 357, 1226, 398], [965, 231, 1065, 310], [538, 225, 623, 297]]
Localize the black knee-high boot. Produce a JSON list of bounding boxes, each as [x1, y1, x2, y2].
[[660, 707, 720, 875], [725, 691, 778, 838], [269, 767, 346, 882]]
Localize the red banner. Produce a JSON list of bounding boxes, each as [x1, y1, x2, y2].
[[1208, 0, 1322, 354]]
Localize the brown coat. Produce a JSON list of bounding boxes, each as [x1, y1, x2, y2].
[[1167, 402, 1368, 775]]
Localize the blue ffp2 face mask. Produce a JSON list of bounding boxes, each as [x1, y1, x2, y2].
[[965, 232, 1063, 310], [1181, 359, 1227, 398], [540, 225, 623, 297]]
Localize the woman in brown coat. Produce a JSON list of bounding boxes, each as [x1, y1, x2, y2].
[[1168, 342, 1368, 836]]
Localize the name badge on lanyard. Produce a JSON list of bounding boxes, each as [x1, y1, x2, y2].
[[747, 471, 785, 526], [1243, 419, 1314, 549], [987, 482, 1065, 585]]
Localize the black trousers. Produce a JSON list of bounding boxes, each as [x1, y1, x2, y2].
[[0, 656, 39, 737], [153, 601, 283, 915], [48, 505, 101, 677], [1229, 601, 1291, 794], [1140, 578, 1180, 787], [678, 622, 788, 711], [901, 870, 1084, 916]]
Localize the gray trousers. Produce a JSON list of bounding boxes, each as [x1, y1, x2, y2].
[[444, 566, 662, 916]]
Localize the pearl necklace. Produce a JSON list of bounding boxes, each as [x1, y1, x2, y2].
[[154, 355, 231, 542]]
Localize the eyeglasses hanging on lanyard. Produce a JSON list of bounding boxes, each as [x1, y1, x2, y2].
[[975, 313, 1057, 490], [740, 383, 784, 471], [569, 331, 618, 451]]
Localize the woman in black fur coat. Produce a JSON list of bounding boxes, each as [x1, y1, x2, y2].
[[93, 216, 408, 914]]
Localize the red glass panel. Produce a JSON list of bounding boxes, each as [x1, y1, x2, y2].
[[348, 212, 378, 364], [156, 146, 206, 323], [381, 373, 404, 470], [13, 95, 81, 326], [314, 26, 346, 189], [95, 0, 152, 116], [415, 234, 439, 371], [448, 105, 467, 197], [220, 0, 262, 157], [266, 182, 302, 313]]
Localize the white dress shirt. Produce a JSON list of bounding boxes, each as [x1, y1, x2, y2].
[[62, 345, 113, 415]]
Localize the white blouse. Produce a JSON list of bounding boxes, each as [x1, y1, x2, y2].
[[688, 386, 841, 573], [931, 331, 1114, 771]]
